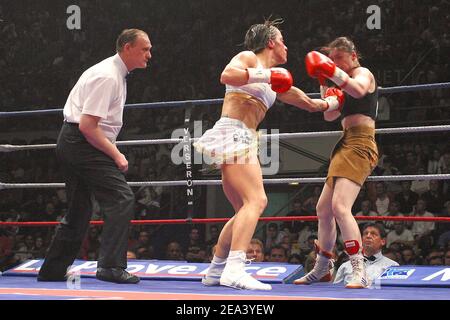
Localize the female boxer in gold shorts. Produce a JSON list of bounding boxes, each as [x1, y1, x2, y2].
[[295, 37, 379, 288]]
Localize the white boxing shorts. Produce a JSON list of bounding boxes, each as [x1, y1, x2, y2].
[[193, 117, 259, 165]]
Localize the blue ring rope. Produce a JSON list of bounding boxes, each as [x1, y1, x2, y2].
[[0, 82, 449, 118]]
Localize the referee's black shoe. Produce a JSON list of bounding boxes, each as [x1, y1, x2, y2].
[[96, 267, 140, 284]]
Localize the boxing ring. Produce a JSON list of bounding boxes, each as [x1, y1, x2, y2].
[[1, 82, 450, 300]]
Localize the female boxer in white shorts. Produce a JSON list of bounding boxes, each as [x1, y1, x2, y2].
[[195, 19, 343, 290]]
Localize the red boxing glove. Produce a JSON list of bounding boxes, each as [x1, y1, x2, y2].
[[305, 51, 349, 88], [323, 87, 345, 112], [269, 68, 293, 93], [247, 67, 293, 93]]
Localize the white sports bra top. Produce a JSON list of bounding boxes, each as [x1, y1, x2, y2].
[[225, 60, 277, 110]]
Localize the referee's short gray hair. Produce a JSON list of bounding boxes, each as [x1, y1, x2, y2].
[[116, 29, 148, 52]]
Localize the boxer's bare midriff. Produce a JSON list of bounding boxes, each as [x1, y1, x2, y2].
[[221, 92, 267, 130], [341, 113, 375, 130]]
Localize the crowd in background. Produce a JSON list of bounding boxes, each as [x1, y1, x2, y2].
[[1, 0, 450, 271]]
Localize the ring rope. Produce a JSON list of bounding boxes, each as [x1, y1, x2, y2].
[[0, 82, 449, 118], [1, 124, 450, 152], [1, 215, 449, 228], [1, 174, 449, 190]]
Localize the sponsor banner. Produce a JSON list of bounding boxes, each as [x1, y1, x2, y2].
[[377, 266, 450, 287], [3, 259, 304, 284]]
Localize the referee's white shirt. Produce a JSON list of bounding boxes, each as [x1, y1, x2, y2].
[[333, 251, 399, 285], [63, 54, 128, 143]]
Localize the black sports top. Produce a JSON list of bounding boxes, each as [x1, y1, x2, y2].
[[341, 83, 378, 120]]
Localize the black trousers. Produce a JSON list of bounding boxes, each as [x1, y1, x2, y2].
[[39, 122, 135, 277]]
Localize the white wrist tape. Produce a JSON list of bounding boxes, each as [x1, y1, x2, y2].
[[330, 68, 349, 88], [247, 68, 271, 84], [320, 85, 329, 98], [323, 96, 340, 112]]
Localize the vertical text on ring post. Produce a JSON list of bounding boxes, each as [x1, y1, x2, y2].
[[170, 122, 280, 176]]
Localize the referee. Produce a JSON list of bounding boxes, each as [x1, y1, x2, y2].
[[38, 29, 152, 284], [334, 223, 399, 286]]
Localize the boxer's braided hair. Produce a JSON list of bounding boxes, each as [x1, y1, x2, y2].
[[244, 17, 284, 54]]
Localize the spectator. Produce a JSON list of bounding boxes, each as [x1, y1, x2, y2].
[[185, 226, 205, 258], [401, 247, 419, 265], [334, 224, 398, 286], [402, 151, 419, 175], [246, 238, 265, 262], [127, 250, 137, 260], [395, 181, 419, 214], [0, 228, 13, 263], [427, 149, 441, 174], [374, 182, 390, 215], [437, 201, 450, 247], [391, 144, 405, 170], [426, 249, 444, 266], [438, 151, 450, 174], [297, 225, 317, 255], [379, 156, 400, 176], [263, 223, 285, 252], [267, 245, 288, 263], [136, 246, 155, 260], [205, 225, 220, 249], [283, 199, 308, 234], [14, 235, 35, 263], [410, 167, 430, 196], [386, 222, 415, 248], [422, 180, 445, 214], [444, 249, 450, 266], [384, 201, 404, 232], [185, 245, 207, 263], [165, 241, 184, 261], [135, 187, 161, 219], [303, 250, 317, 274], [80, 226, 101, 260], [411, 199, 435, 240], [355, 199, 378, 226], [33, 236, 47, 259], [303, 186, 322, 214], [288, 253, 304, 265], [382, 248, 401, 264]]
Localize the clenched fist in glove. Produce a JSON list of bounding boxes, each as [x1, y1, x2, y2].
[[247, 67, 293, 93], [323, 87, 345, 112], [305, 51, 349, 88]]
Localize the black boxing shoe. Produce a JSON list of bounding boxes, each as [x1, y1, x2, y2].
[[96, 268, 140, 284]]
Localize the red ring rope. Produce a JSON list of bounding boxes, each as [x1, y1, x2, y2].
[[1, 215, 449, 227]]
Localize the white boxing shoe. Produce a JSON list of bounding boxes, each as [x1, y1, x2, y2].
[[294, 240, 334, 285], [219, 251, 271, 291], [294, 254, 333, 285], [345, 254, 370, 289], [220, 270, 272, 290], [201, 260, 226, 286]]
